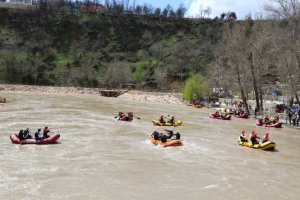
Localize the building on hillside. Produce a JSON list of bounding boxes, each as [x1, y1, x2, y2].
[[260, 74, 280, 84], [3, 0, 36, 4], [80, 2, 106, 13]]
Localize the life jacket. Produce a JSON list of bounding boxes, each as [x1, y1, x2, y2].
[[264, 134, 269, 140], [159, 116, 165, 123], [170, 116, 175, 122], [165, 116, 170, 123], [251, 133, 257, 140]]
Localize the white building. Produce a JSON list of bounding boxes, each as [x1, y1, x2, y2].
[[4, 0, 35, 4]]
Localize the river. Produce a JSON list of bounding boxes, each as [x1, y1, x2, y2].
[[0, 91, 299, 200]]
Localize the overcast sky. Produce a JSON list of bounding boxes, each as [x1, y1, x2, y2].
[[136, 0, 271, 19]]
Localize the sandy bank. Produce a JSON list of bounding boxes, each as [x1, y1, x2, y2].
[[0, 84, 184, 105]]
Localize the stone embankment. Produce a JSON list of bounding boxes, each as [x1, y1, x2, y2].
[[0, 84, 184, 105]]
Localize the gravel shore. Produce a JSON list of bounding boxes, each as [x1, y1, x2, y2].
[[0, 84, 184, 105]]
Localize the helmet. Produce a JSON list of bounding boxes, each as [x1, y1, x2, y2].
[[252, 131, 255, 134], [153, 130, 158, 134], [266, 133, 269, 135], [241, 130, 245, 133]]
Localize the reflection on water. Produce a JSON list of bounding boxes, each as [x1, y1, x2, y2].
[[0, 92, 299, 200]]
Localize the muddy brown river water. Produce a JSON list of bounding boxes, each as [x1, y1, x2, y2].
[[0, 91, 299, 200]]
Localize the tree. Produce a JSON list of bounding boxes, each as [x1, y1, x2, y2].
[[154, 8, 161, 17], [220, 13, 226, 20], [106, 63, 131, 87], [215, 22, 250, 114], [162, 8, 168, 17], [264, 0, 300, 105], [183, 74, 210, 101], [176, 4, 186, 18]]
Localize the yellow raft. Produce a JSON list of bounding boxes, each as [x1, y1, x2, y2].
[[152, 120, 182, 126], [238, 137, 276, 151], [149, 134, 182, 147]]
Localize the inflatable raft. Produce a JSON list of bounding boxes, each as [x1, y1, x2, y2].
[[149, 134, 182, 147], [119, 116, 133, 121], [209, 113, 231, 120], [10, 133, 60, 145], [238, 137, 276, 151], [152, 120, 182, 126], [256, 119, 282, 128], [188, 103, 203, 108], [235, 113, 249, 119]]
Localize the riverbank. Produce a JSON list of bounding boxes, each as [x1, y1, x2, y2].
[[0, 84, 184, 105]]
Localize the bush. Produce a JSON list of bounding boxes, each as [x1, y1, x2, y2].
[[183, 74, 209, 101]]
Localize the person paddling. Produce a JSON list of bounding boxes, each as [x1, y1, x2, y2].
[[240, 130, 247, 142], [18, 129, 24, 140], [152, 130, 161, 140], [170, 116, 175, 124], [23, 128, 32, 140], [43, 126, 50, 139], [35, 129, 43, 140], [262, 133, 270, 143], [159, 115, 165, 124], [250, 131, 260, 145]]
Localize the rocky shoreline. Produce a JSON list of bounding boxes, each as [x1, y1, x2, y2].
[[0, 84, 184, 105]]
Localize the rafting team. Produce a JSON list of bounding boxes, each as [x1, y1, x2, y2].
[[213, 111, 230, 118], [263, 115, 279, 124], [152, 129, 181, 143], [18, 126, 51, 141], [159, 115, 176, 124], [117, 112, 133, 121], [240, 130, 270, 145]]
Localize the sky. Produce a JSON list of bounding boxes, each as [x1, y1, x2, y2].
[[136, 0, 271, 19]]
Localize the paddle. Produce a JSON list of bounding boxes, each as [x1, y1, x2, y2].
[[134, 116, 141, 120]]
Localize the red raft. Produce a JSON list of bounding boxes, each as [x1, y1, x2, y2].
[[10, 133, 60, 144], [234, 113, 249, 119], [209, 113, 231, 120], [119, 116, 133, 121], [256, 119, 282, 128]]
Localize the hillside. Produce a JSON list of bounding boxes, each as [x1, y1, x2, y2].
[[0, 8, 224, 90]]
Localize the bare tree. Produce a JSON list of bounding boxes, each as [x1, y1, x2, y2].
[[216, 23, 250, 114], [264, 0, 300, 105]]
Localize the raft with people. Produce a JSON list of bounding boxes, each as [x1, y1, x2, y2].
[[10, 133, 60, 145], [220, 108, 235, 115], [209, 113, 231, 120], [152, 120, 182, 126], [149, 130, 182, 147], [237, 137, 276, 151], [256, 119, 282, 128], [116, 112, 134, 121], [234, 113, 249, 119], [152, 115, 182, 126]]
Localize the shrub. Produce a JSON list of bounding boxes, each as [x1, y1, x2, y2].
[[183, 74, 209, 100]]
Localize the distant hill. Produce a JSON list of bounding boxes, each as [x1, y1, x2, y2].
[[0, 7, 224, 90]]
